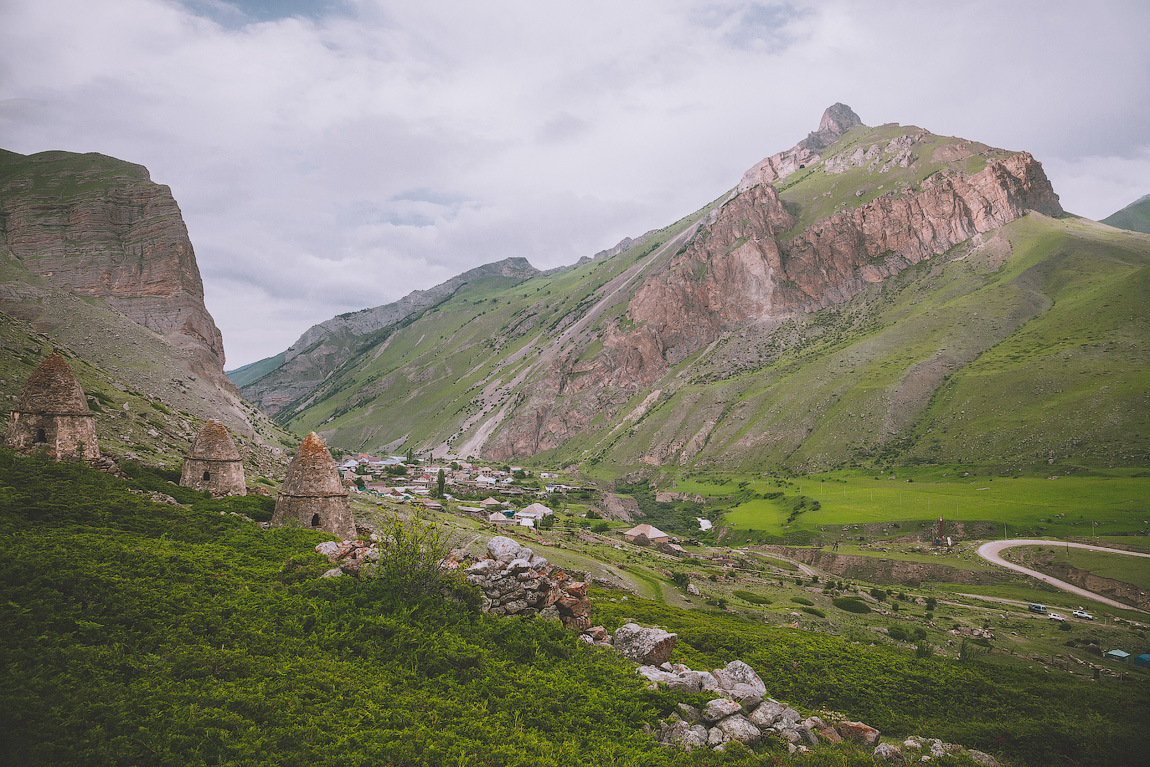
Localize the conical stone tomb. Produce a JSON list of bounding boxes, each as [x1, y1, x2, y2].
[[180, 419, 246, 496], [4, 352, 99, 460], [271, 432, 354, 539]]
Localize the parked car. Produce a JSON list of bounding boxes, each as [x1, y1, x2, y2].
[[1028, 603, 1048, 614], [1072, 610, 1095, 620], [1048, 612, 1066, 621]]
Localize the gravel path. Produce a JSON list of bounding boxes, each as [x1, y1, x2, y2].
[[976, 539, 1150, 612]]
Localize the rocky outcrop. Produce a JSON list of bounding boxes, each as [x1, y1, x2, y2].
[[0, 150, 231, 390], [738, 103, 863, 192]]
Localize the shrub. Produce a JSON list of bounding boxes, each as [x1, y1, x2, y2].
[[833, 597, 871, 613], [800, 606, 825, 618], [591, 521, 610, 533], [733, 590, 772, 605], [790, 596, 814, 606], [924, 597, 937, 611], [889, 626, 910, 642], [372, 514, 462, 603], [870, 587, 887, 601], [915, 641, 933, 658], [671, 572, 690, 590]]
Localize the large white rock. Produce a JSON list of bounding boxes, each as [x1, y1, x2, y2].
[[712, 660, 767, 695], [716, 714, 762, 745], [702, 698, 743, 723], [748, 699, 786, 728], [613, 623, 678, 665], [487, 536, 524, 562]]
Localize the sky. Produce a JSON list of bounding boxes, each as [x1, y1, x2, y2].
[[1, 0, 1147, 369]]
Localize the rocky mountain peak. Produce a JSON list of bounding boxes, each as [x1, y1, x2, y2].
[[813, 103, 863, 146]]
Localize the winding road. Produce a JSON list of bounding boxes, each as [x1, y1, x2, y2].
[[976, 539, 1150, 612]]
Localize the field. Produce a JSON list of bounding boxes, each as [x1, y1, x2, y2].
[[666, 467, 1150, 539]]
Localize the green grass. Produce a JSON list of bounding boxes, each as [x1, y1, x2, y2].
[[670, 467, 1149, 539], [1100, 194, 1150, 234], [1021, 545, 1150, 591]]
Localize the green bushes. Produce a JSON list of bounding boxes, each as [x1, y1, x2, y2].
[[790, 596, 814, 606], [833, 597, 872, 613], [733, 590, 772, 605], [800, 606, 825, 618]]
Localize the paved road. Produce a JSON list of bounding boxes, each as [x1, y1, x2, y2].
[[976, 539, 1150, 612]]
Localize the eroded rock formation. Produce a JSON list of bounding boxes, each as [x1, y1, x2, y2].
[[0, 150, 231, 389]]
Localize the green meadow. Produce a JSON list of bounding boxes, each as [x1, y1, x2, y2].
[[668, 467, 1150, 539]]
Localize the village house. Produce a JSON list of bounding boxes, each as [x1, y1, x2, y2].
[[623, 523, 671, 545]]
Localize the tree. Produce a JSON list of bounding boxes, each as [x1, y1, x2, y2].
[[436, 468, 446, 498]]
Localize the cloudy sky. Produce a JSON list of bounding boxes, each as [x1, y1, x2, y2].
[[1, 0, 1147, 368]]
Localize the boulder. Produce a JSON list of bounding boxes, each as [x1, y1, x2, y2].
[[965, 750, 1001, 766], [683, 725, 709, 751], [874, 743, 906, 764], [712, 660, 767, 695], [613, 623, 677, 665], [321, 567, 343, 578], [716, 714, 762, 745], [315, 541, 340, 560], [702, 698, 743, 723], [748, 699, 786, 728], [837, 721, 881, 745], [487, 536, 523, 562]]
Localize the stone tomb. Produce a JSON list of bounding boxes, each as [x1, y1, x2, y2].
[[180, 419, 246, 496], [271, 432, 355, 539], [4, 352, 99, 460]]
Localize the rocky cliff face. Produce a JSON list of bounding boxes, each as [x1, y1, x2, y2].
[[0, 150, 231, 390], [483, 106, 1063, 461]]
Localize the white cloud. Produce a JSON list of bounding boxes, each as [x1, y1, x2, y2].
[[1, 0, 1146, 367]]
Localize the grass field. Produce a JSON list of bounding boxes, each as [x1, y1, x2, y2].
[[667, 466, 1149, 539]]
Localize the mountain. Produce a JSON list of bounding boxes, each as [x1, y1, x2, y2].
[[0, 149, 292, 470], [235, 257, 541, 414], [246, 106, 1149, 474], [1100, 193, 1150, 234]]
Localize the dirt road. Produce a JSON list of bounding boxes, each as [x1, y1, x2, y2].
[[976, 539, 1150, 612]]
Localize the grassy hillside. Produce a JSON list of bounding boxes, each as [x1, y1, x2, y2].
[[1101, 193, 1150, 234], [2, 449, 1147, 766], [556, 214, 1149, 475]]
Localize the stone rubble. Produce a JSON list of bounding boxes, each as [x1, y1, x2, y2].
[[645, 659, 1001, 763], [464, 536, 593, 630]]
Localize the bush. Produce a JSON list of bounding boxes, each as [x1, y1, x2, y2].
[[790, 596, 814, 606], [915, 641, 933, 659], [870, 587, 887, 601], [833, 597, 872, 613], [924, 596, 937, 611], [591, 521, 610, 533], [371, 514, 463, 603], [800, 606, 825, 618], [733, 590, 772, 605], [671, 572, 690, 590], [888, 626, 910, 642]]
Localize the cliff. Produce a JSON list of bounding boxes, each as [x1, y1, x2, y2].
[[0, 149, 231, 390]]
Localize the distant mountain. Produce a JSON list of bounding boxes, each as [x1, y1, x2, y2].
[[0, 149, 292, 470], [244, 106, 1149, 474], [1100, 193, 1150, 234]]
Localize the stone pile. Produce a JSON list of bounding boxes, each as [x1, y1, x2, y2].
[[645, 660, 999, 764], [464, 536, 592, 630]]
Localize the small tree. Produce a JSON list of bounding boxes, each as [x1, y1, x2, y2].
[[671, 572, 690, 590], [372, 514, 460, 603], [435, 468, 446, 498]]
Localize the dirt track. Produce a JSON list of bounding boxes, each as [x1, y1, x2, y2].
[[976, 539, 1150, 613]]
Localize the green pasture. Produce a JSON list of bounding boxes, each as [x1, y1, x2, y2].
[[669, 467, 1149, 538], [1021, 545, 1150, 592]]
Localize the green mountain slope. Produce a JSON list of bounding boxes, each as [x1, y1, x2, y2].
[[260, 109, 1148, 475], [1100, 193, 1150, 234]]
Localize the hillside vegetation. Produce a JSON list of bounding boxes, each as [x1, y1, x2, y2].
[[238, 113, 1148, 476], [1101, 194, 1150, 234], [2, 450, 1147, 766]]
